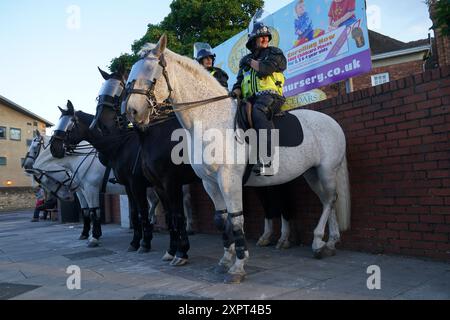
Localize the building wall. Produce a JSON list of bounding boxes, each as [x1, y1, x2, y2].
[[0, 102, 47, 187], [189, 66, 450, 261], [351, 59, 424, 92]]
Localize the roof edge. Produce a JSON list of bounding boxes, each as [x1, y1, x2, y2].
[[372, 45, 431, 61], [0, 95, 54, 127]]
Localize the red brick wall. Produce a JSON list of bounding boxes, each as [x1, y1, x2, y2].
[[352, 60, 424, 91], [103, 194, 121, 224], [190, 66, 450, 261]]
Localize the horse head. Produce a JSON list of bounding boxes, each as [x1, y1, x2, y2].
[[50, 100, 83, 158], [122, 34, 170, 129], [23, 130, 43, 170], [90, 67, 127, 132]]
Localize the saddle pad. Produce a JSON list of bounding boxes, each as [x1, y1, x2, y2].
[[273, 111, 304, 148]]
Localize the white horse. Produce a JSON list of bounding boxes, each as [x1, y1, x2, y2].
[[23, 130, 130, 247], [125, 35, 351, 283]]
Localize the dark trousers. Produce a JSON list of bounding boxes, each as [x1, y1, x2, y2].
[[33, 208, 48, 219], [250, 94, 285, 161]]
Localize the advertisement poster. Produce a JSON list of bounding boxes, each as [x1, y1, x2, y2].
[[213, 0, 372, 108]]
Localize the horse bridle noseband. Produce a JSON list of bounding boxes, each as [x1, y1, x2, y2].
[[123, 53, 231, 124], [23, 136, 46, 165], [122, 54, 174, 123]]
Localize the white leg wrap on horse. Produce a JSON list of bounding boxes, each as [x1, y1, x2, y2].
[[277, 216, 291, 249], [228, 258, 246, 275], [257, 219, 273, 246]]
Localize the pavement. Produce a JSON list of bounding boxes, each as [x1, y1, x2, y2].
[[0, 209, 449, 300]]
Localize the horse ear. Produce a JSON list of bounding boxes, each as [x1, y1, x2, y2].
[[58, 106, 65, 114], [67, 100, 75, 114], [35, 129, 41, 137], [98, 67, 110, 80], [153, 33, 167, 57]]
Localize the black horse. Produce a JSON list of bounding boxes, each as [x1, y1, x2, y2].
[[88, 69, 201, 265], [50, 101, 155, 254]]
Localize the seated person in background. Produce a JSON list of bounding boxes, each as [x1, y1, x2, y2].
[[31, 189, 57, 222], [31, 186, 45, 222]]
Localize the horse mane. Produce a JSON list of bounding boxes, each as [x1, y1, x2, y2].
[[75, 111, 95, 124], [139, 43, 228, 94]]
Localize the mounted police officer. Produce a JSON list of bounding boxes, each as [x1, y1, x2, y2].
[[195, 43, 229, 89], [231, 18, 287, 176]]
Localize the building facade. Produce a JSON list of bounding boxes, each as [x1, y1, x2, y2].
[[0, 95, 53, 187]]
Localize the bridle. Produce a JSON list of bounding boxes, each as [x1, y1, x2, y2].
[[51, 115, 94, 156], [24, 136, 77, 197], [94, 79, 129, 131], [23, 135, 47, 165], [122, 53, 232, 124]]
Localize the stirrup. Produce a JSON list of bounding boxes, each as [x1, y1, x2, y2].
[[253, 161, 274, 176]]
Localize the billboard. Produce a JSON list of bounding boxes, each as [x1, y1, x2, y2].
[[213, 0, 372, 108]]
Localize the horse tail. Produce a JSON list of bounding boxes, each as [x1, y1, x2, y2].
[[336, 155, 351, 232]]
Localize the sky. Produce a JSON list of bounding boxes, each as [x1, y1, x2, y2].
[[0, 0, 433, 132]]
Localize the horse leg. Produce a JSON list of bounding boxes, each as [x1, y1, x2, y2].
[[276, 185, 291, 250], [202, 179, 235, 274], [326, 210, 340, 255], [255, 187, 274, 247], [305, 167, 338, 259], [132, 186, 152, 254], [183, 185, 195, 235], [168, 185, 190, 267], [127, 192, 142, 252], [88, 208, 102, 248], [276, 214, 292, 250], [217, 172, 248, 284], [156, 191, 178, 261], [79, 208, 90, 240]]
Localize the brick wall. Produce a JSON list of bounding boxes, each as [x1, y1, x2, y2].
[[189, 66, 450, 261], [352, 60, 424, 91], [0, 187, 35, 211]]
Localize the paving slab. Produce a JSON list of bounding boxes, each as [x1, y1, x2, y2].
[[0, 210, 448, 300]]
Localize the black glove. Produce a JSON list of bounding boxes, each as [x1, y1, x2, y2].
[[239, 56, 253, 70]]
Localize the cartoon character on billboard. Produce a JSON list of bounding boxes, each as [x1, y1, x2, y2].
[[293, 0, 325, 47], [328, 0, 357, 31]]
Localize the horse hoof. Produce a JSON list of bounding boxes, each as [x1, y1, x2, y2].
[[313, 248, 323, 259], [162, 252, 174, 261], [79, 235, 88, 240], [138, 246, 151, 254], [313, 245, 336, 259], [214, 264, 230, 274], [170, 257, 188, 267], [87, 240, 100, 248], [224, 273, 245, 284], [276, 240, 291, 250], [323, 246, 336, 257], [127, 245, 139, 252], [256, 238, 271, 247]]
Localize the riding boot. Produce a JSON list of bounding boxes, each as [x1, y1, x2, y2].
[[251, 94, 284, 176]]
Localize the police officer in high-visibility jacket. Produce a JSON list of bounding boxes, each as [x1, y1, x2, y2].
[[232, 22, 287, 176], [196, 47, 229, 89]]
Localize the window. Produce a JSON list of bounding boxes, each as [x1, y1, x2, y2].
[[0, 127, 5, 139], [26, 139, 33, 147], [33, 121, 38, 126], [0, 157, 6, 166], [27, 122, 32, 126], [9, 128, 21, 141], [371, 73, 390, 86]]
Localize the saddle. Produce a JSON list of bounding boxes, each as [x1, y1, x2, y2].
[[235, 100, 304, 148]]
